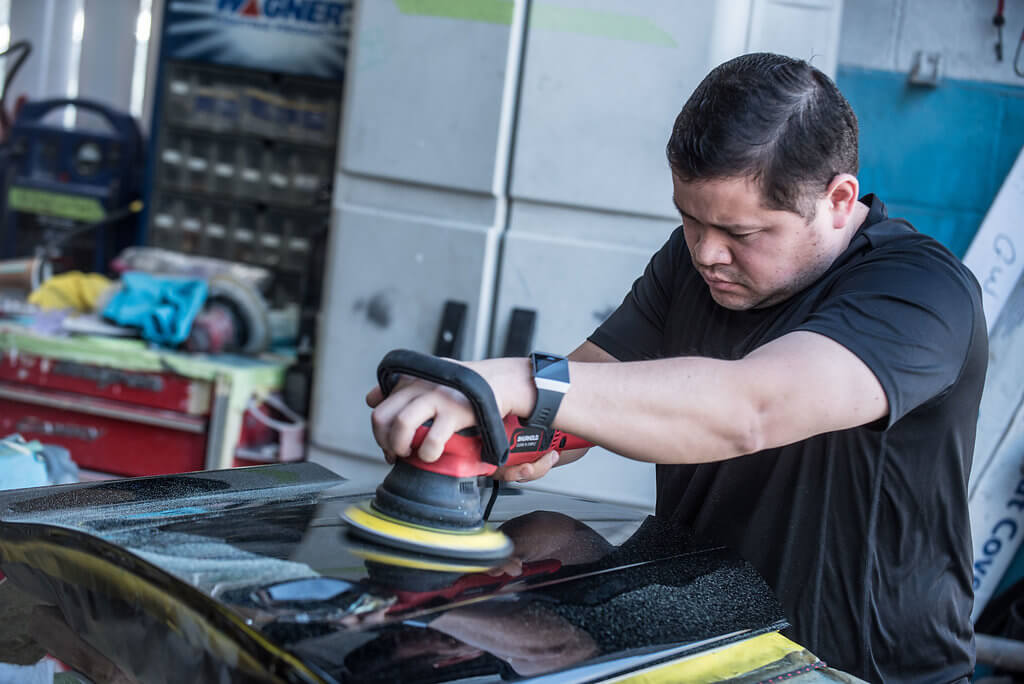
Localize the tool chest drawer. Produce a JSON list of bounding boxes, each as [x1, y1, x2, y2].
[[0, 352, 212, 415], [0, 382, 208, 477], [0, 323, 294, 477]]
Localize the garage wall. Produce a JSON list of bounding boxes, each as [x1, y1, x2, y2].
[[835, 0, 1024, 256], [4, 0, 153, 124]]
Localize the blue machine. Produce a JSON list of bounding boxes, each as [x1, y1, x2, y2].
[[1, 98, 145, 273]]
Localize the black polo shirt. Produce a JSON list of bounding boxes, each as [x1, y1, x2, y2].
[[589, 195, 987, 683]]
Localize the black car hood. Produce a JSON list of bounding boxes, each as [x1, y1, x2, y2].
[[0, 462, 786, 683]]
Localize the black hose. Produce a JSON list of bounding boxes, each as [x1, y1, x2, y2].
[[0, 41, 32, 132], [1015, 28, 1024, 78]]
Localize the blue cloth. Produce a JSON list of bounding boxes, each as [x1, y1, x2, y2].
[[102, 272, 207, 346], [0, 435, 50, 491], [38, 443, 79, 485]]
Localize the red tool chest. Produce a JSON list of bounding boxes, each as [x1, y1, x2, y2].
[[0, 353, 212, 414], [0, 347, 296, 478], [0, 354, 213, 476]]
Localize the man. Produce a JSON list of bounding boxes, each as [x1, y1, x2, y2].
[[366, 53, 987, 682]]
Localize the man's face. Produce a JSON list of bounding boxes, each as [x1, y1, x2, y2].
[[672, 174, 836, 310]]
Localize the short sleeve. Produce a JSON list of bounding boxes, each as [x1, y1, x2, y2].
[[795, 239, 983, 428], [588, 226, 685, 361]]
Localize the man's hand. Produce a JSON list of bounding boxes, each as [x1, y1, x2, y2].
[[365, 357, 535, 464], [491, 450, 560, 483], [365, 342, 611, 472], [366, 377, 477, 464]]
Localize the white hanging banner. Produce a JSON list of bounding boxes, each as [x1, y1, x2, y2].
[[963, 145, 1024, 332], [970, 408, 1024, 621], [966, 145, 1024, 620]]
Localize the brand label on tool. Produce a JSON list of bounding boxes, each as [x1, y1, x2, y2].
[[510, 427, 549, 453]]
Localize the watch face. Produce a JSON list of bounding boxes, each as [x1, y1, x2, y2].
[[533, 353, 562, 372], [532, 353, 569, 383]]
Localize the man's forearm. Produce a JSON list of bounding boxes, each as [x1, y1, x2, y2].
[[498, 331, 887, 467], [540, 357, 761, 465], [370, 332, 884, 469], [494, 347, 759, 466]]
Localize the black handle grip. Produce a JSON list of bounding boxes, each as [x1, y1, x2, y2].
[[377, 349, 509, 467]]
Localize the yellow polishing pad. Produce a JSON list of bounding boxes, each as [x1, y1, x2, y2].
[[347, 541, 495, 574], [341, 501, 513, 561]]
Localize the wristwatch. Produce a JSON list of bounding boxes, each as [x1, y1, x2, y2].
[[525, 352, 570, 429]]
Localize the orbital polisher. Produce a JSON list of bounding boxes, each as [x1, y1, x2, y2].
[[341, 350, 591, 562]]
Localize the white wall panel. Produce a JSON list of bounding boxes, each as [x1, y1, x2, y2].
[[839, 0, 1024, 85], [311, 0, 528, 461], [78, 0, 141, 113], [8, 0, 76, 102], [339, 0, 522, 195], [511, 0, 717, 219], [747, 0, 842, 77], [312, 206, 501, 459]]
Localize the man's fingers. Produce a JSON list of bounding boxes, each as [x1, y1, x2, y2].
[[367, 372, 414, 404], [387, 393, 440, 458], [417, 411, 462, 463], [366, 372, 417, 410], [370, 384, 422, 459], [386, 385, 476, 461], [500, 451, 559, 483], [368, 374, 486, 464]]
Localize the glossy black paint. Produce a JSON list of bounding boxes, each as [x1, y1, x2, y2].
[[0, 462, 786, 683]]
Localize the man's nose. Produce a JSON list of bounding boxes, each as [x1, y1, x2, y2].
[[693, 228, 732, 267]]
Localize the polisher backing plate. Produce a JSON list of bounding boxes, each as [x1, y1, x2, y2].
[[340, 500, 514, 561], [345, 538, 496, 574]]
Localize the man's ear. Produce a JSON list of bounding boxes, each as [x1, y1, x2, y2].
[[824, 174, 859, 230]]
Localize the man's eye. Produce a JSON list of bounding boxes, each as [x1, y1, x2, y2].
[[734, 232, 759, 241]]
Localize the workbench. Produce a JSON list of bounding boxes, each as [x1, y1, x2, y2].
[[0, 321, 294, 477]]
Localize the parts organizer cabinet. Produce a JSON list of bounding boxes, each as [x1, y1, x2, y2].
[[144, 1, 352, 323], [0, 323, 292, 477], [147, 60, 341, 306]]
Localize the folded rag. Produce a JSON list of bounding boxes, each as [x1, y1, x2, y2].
[[101, 271, 208, 346], [28, 271, 113, 312]]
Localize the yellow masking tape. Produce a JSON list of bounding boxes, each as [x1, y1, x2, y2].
[[610, 632, 808, 684]]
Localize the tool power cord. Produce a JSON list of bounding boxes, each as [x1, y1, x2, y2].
[[1016, 27, 1024, 77], [0, 41, 31, 134], [483, 480, 500, 522]]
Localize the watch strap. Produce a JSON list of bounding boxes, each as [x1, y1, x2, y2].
[[526, 353, 569, 428], [527, 381, 564, 427]]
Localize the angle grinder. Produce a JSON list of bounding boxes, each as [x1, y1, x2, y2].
[[341, 350, 591, 562]]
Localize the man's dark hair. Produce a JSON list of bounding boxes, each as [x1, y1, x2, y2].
[[666, 52, 858, 218]]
